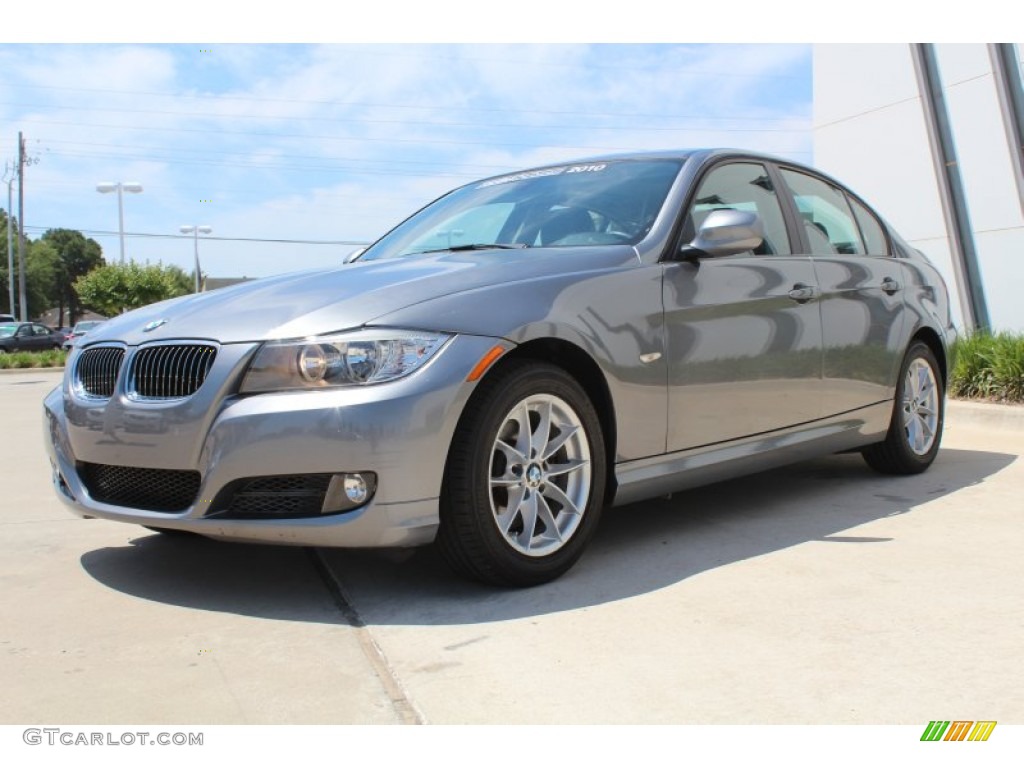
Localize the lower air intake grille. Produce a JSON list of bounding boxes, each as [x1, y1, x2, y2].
[[79, 462, 201, 512], [217, 474, 334, 518], [128, 344, 217, 399]]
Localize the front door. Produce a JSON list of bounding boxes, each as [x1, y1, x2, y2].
[[664, 161, 824, 451]]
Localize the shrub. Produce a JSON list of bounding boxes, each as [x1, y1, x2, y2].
[[0, 349, 68, 370], [950, 332, 1024, 403]]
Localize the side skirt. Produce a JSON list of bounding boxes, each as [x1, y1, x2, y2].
[[612, 401, 892, 506]]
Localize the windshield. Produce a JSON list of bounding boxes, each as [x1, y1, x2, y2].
[[359, 159, 682, 260], [0, 324, 17, 338]]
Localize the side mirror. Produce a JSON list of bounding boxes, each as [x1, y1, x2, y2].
[[343, 247, 365, 264], [680, 209, 765, 259]]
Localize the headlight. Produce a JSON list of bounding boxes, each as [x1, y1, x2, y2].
[[240, 329, 452, 393]]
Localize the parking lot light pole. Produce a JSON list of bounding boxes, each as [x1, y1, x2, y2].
[[96, 181, 143, 263], [180, 225, 212, 293]]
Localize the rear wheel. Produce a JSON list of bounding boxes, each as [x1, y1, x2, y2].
[[862, 341, 944, 474], [437, 360, 606, 587]]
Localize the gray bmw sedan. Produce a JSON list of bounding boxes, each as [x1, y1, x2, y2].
[[44, 149, 955, 586]]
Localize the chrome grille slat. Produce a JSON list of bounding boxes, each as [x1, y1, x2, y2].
[[75, 347, 126, 398], [128, 344, 217, 400]]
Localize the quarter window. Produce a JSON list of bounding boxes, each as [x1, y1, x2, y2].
[[683, 163, 792, 255], [848, 196, 890, 255], [780, 169, 866, 256]]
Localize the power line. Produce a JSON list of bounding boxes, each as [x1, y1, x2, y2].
[[0, 99, 810, 131], [22, 116, 812, 156], [22, 225, 370, 246], [22, 61, 808, 117]]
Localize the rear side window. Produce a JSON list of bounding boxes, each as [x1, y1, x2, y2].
[[780, 169, 866, 256]]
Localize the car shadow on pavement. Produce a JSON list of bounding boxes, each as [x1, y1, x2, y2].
[[80, 448, 1016, 625]]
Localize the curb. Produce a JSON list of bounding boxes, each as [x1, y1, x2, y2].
[[0, 367, 65, 376], [947, 399, 1024, 433]]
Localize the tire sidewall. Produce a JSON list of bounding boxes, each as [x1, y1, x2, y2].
[[442, 360, 606, 585]]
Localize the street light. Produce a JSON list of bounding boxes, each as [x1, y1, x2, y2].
[[180, 225, 212, 293], [96, 181, 143, 263]]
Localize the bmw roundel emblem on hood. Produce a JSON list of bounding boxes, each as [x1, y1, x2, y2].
[[142, 319, 168, 333]]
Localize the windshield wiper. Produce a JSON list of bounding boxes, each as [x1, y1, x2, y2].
[[418, 243, 529, 254]]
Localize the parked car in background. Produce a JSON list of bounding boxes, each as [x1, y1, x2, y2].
[[43, 149, 956, 586], [0, 322, 65, 353], [0, 313, 15, 323], [62, 320, 105, 351]]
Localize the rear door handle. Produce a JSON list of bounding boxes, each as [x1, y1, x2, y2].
[[881, 277, 901, 295], [788, 283, 818, 303]]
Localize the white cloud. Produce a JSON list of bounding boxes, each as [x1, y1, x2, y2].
[[2, 43, 813, 277]]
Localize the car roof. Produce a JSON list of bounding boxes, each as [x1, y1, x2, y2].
[[470, 148, 806, 187]]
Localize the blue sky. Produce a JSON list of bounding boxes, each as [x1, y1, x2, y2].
[[0, 43, 812, 278]]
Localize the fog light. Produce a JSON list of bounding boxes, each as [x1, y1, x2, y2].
[[344, 474, 369, 504], [322, 472, 377, 514]]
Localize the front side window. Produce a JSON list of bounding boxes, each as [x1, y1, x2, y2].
[[682, 162, 792, 255], [780, 169, 866, 256], [360, 160, 683, 260]]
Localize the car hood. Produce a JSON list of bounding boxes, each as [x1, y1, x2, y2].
[[87, 246, 637, 346]]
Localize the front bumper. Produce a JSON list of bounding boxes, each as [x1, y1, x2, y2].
[[44, 334, 501, 547]]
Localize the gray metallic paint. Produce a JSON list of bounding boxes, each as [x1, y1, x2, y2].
[[43, 149, 956, 548]]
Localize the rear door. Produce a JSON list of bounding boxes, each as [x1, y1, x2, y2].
[[777, 167, 906, 416]]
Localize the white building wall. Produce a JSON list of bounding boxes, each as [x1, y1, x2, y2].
[[936, 44, 1024, 333], [813, 43, 1024, 333]]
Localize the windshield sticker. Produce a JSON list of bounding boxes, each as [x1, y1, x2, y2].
[[477, 163, 608, 188]]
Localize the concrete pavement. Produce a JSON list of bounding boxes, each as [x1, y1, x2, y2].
[[2, 370, 1021, 724]]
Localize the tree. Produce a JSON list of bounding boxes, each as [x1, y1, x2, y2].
[[2, 212, 66, 319], [41, 228, 104, 326], [75, 261, 193, 317], [24, 240, 60, 319]]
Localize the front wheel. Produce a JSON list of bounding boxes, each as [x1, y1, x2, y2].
[[437, 360, 606, 587], [862, 341, 944, 474]]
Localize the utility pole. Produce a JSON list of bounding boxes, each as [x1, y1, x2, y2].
[[17, 132, 27, 321], [3, 162, 14, 318]]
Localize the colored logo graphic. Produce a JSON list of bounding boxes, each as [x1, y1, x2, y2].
[[921, 721, 997, 741]]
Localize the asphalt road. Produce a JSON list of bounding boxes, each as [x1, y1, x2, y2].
[[2, 369, 1022, 725]]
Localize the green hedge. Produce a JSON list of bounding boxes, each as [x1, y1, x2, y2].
[[0, 349, 68, 370], [950, 332, 1024, 403]]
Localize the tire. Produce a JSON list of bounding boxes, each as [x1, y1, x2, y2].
[[862, 341, 944, 475], [437, 360, 606, 587]]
